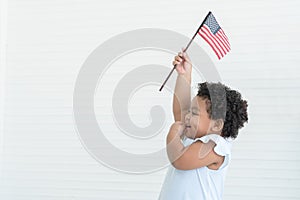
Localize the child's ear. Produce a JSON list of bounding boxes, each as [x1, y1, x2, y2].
[[211, 119, 224, 132]]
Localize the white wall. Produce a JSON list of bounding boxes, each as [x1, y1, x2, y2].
[[0, 0, 8, 189], [0, 0, 300, 199]]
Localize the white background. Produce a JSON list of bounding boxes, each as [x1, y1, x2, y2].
[[1, 0, 300, 199]]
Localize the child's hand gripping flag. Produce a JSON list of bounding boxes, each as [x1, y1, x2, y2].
[[159, 11, 230, 91]]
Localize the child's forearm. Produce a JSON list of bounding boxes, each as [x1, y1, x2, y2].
[[173, 71, 192, 122], [166, 122, 185, 163]]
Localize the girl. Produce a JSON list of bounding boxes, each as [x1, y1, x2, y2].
[[158, 50, 248, 200]]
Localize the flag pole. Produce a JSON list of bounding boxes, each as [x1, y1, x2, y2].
[[159, 11, 211, 92]]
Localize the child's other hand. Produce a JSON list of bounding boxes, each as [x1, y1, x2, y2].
[[169, 121, 186, 137], [172, 48, 192, 75]]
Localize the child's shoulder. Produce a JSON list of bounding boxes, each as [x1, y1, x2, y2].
[[184, 134, 232, 156]]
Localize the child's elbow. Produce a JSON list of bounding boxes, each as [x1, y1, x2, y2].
[[171, 160, 190, 170]]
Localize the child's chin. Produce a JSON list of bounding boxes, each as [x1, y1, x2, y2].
[[185, 130, 196, 139], [185, 135, 195, 139]]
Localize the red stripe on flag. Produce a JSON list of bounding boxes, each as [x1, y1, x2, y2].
[[199, 30, 223, 59], [215, 31, 230, 52], [199, 26, 224, 58], [199, 27, 224, 57], [201, 25, 227, 56], [201, 27, 227, 57], [219, 29, 230, 45], [219, 29, 228, 40], [217, 31, 230, 50], [198, 30, 222, 59]]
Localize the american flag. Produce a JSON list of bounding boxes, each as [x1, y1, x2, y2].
[[198, 12, 230, 59]]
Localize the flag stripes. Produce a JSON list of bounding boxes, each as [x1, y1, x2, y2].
[[198, 12, 230, 59]]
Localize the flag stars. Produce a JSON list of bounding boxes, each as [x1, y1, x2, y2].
[[205, 14, 221, 34]]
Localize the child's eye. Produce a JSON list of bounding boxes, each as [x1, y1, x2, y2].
[[192, 111, 198, 115], [191, 109, 199, 115]]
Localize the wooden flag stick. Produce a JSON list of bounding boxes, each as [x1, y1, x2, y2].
[[159, 11, 211, 92]]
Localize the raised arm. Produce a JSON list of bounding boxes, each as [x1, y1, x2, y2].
[[172, 50, 192, 122]]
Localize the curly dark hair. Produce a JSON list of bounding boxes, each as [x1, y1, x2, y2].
[[197, 82, 248, 139]]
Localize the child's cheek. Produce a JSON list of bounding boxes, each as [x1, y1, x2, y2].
[[190, 118, 199, 135], [191, 117, 199, 128]]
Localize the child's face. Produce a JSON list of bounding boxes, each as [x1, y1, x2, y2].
[[184, 96, 213, 139]]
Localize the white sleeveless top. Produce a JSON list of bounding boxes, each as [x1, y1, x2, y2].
[[158, 134, 232, 200]]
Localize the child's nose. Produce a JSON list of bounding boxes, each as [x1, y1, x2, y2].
[[185, 113, 191, 123]]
